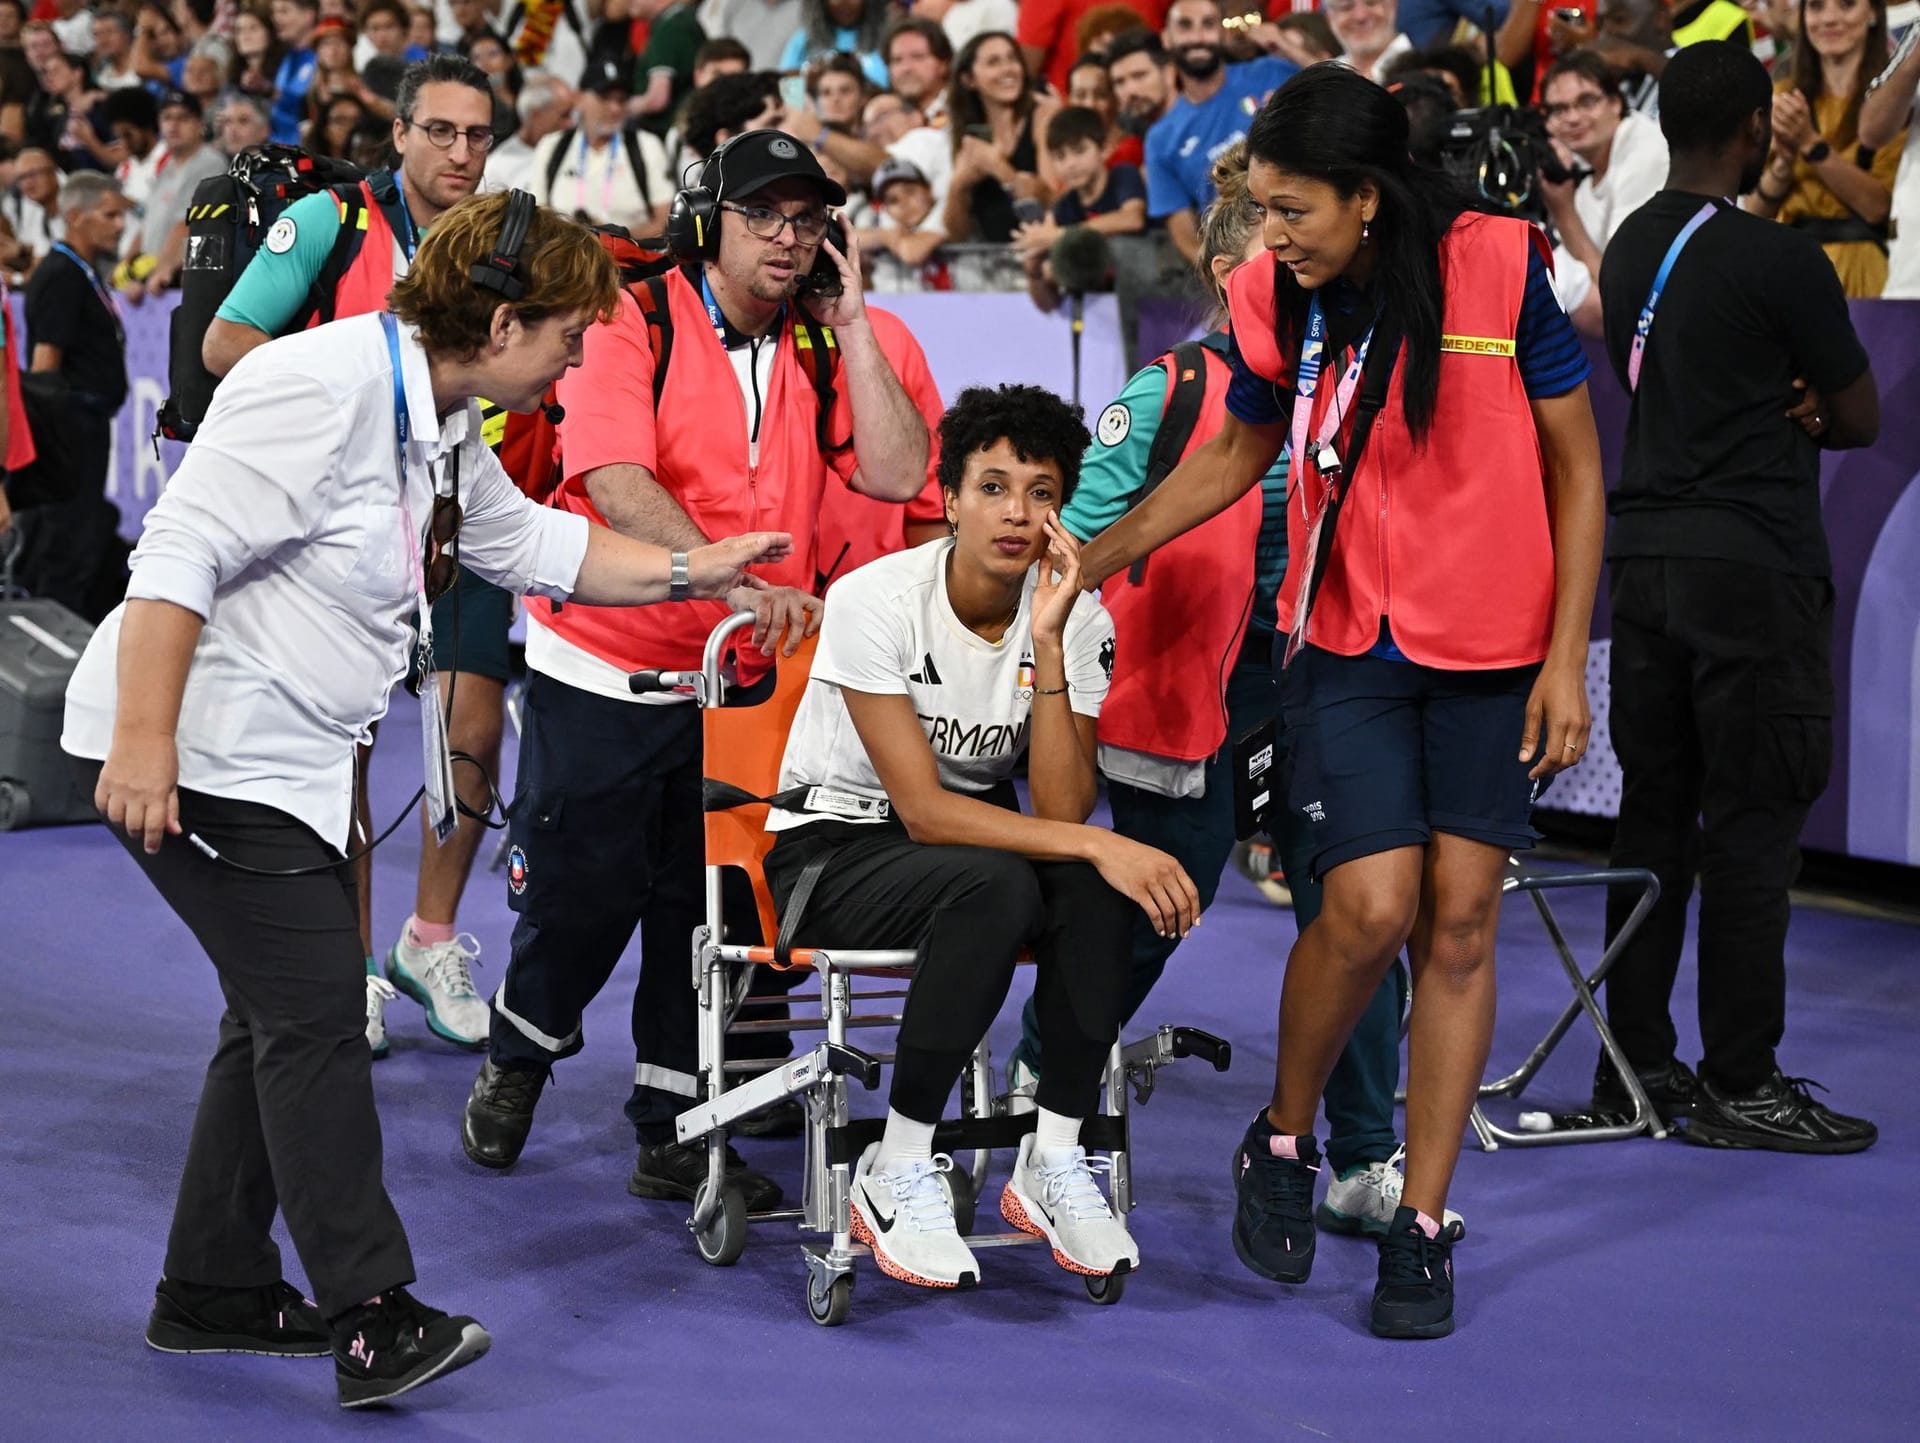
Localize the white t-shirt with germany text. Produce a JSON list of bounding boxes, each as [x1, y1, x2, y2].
[[769, 539, 1116, 830]]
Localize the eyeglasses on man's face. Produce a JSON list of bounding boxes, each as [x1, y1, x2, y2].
[[721, 201, 832, 244], [407, 118, 498, 152], [1543, 90, 1609, 123]]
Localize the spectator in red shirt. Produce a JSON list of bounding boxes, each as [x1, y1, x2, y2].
[[1020, 0, 1170, 98]]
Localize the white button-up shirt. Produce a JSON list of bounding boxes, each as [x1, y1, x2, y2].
[[62, 314, 591, 848]]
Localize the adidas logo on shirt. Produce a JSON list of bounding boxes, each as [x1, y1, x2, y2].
[[907, 653, 943, 685]]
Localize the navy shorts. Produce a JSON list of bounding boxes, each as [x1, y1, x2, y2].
[[413, 564, 516, 684], [1280, 645, 1548, 880]]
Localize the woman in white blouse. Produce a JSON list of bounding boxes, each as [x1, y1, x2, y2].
[[61, 192, 794, 1413]]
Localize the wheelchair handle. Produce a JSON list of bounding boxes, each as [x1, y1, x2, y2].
[[627, 668, 698, 695], [1169, 1027, 1232, 1072]]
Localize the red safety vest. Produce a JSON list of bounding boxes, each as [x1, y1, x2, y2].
[[1098, 340, 1263, 763], [1227, 211, 1556, 670], [525, 267, 850, 676], [312, 176, 406, 326]]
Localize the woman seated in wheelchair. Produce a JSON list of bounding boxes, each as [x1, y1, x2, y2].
[[765, 383, 1201, 1292]]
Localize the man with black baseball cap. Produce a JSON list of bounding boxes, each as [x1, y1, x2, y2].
[[523, 55, 671, 231], [463, 126, 935, 1209], [125, 89, 225, 295]]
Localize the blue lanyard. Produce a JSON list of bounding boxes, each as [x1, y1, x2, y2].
[[52, 242, 119, 327], [699, 267, 783, 346], [1628, 200, 1720, 393], [380, 311, 410, 475], [393, 172, 419, 261]]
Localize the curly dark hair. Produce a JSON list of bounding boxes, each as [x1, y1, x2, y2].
[[937, 385, 1091, 503]]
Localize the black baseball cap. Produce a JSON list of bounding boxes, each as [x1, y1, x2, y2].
[[706, 128, 848, 207], [579, 55, 633, 96], [156, 88, 202, 118]]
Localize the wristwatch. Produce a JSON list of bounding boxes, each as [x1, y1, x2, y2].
[[1803, 138, 1832, 164], [669, 551, 690, 602]]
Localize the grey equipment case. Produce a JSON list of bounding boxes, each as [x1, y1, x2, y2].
[[0, 531, 97, 829]]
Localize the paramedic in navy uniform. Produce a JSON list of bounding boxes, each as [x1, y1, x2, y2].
[[58, 192, 792, 1412], [763, 383, 1201, 1295]]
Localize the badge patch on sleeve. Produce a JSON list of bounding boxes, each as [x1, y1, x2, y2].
[[264, 216, 298, 254], [1096, 402, 1131, 447]]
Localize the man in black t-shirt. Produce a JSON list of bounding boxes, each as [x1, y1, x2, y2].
[[1593, 42, 1878, 1155], [18, 169, 129, 619]]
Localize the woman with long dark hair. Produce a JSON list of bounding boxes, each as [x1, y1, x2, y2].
[[942, 30, 1057, 244], [1747, 0, 1901, 295], [1080, 63, 1605, 1340]]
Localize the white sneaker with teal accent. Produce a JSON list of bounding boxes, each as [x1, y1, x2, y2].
[[849, 1145, 981, 1290], [1315, 1146, 1466, 1239], [366, 972, 397, 1059], [386, 932, 489, 1049], [1001, 1133, 1139, 1277]]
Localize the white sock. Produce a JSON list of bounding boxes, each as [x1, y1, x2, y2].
[[874, 1110, 936, 1170], [1034, 1107, 1082, 1164]]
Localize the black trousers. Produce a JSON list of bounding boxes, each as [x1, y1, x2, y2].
[[488, 673, 705, 1143], [765, 822, 1135, 1122], [1603, 557, 1835, 1092], [73, 760, 414, 1319]]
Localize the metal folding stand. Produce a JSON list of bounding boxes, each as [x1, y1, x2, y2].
[[1465, 866, 1666, 1149]]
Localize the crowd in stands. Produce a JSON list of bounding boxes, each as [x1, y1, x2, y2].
[[0, 0, 1915, 314]]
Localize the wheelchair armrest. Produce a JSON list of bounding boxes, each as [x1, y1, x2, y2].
[[824, 1042, 882, 1091]]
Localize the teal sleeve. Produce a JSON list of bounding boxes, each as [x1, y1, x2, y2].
[[1060, 363, 1169, 543], [213, 189, 347, 334]]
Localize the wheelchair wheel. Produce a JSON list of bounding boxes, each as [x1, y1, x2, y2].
[[1084, 1269, 1126, 1305], [693, 1179, 747, 1267], [807, 1270, 854, 1326], [940, 1162, 978, 1237]]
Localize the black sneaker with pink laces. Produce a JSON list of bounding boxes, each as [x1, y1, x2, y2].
[[331, 1288, 490, 1408], [145, 1278, 330, 1356], [1371, 1205, 1455, 1339]]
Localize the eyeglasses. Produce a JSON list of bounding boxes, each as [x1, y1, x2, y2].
[[406, 118, 497, 152], [1542, 91, 1609, 122], [423, 489, 463, 604], [720, 201, 831, 243]]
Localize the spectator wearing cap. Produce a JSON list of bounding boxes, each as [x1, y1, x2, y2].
[[523, 56, 671, 232], [306, 15, 384, 132], [124, 88, 224, 294], [629, 0, 705, 136], [860, 154, 948, 289], [268, 0, 320, 143]]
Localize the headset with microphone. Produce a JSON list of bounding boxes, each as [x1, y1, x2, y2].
[[189, 189, 544, 878], [664, 133, 844, 298]]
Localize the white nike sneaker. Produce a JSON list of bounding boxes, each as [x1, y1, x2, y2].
[[849, 1145, 981, 1290], [1001, 1133, 1140, 1278], [366, 972, 397, 1059], [1315, 1146, 1467, 1240], [386, 931, 489, 1049], [1004, 1055, 1038, 1117]]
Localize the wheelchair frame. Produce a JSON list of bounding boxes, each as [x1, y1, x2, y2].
[[639, 612, 1231, 1326]]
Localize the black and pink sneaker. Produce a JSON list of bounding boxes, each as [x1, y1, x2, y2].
[[145, 1278, 330, 1356], [1371, 1205, 1455, 1339], [331, 1288, 490, 1408], [1230, 1113, 1320, 1284]]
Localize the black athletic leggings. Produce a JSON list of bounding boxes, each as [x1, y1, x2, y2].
[[765, 819, 1136, 1123]]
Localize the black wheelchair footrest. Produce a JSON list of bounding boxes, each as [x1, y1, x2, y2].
[[826, 1111, 1128, 1168]]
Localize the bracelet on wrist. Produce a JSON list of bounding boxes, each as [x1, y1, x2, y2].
[[1033, 685, 1068, 696], [669, 551, 690, 602]]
